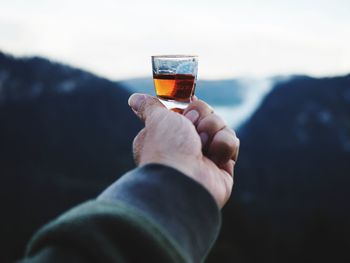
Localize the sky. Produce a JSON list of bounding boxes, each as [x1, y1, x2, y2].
[[1, 0, 350, 80]]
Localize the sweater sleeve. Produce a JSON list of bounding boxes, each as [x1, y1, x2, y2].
[[21, 164, 221, 263]]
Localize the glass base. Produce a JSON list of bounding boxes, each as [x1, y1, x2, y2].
[[158, 98, 189, 112]]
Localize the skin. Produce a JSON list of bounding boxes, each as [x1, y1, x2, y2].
[[128, 93, 240, 208]]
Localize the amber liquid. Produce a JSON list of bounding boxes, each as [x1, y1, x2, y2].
[[153, 74, 196, 102]]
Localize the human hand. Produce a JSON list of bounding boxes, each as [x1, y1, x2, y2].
[[128, 94, 240, 208]]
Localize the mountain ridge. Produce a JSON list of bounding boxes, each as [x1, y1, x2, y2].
[[208, 73, 350, 263], [0, 51, 143, 262], [1, 51, 350, 263]]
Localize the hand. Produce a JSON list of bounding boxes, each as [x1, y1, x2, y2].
[[128, 94, 240, 208]]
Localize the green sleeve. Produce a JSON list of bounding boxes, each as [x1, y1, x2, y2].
[[21, 164, 221, 263]]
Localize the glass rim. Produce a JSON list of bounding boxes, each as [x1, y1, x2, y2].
[[152, 55, 198, 58]]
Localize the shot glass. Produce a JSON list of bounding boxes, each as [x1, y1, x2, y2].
[[152, 55, 198, 112]]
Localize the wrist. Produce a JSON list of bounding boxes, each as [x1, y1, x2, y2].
[[139, 154, 198, 181]]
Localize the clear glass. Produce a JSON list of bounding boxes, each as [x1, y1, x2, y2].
[[152, 55, 198, 112]]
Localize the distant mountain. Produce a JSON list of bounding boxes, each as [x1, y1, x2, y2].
[[121, 77, 246, 106], [0, 52, 142, 262], [208, 74, 350, 263], [2, 51, 350, 263]]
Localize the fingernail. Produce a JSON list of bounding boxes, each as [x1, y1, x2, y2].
[[184, 110, 199, 123], [199, 132, 208, 146], [128, 94, 146, 112]]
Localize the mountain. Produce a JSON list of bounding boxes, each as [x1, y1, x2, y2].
[[2, 51, 350, 263], [207, 74, 350, 263], [121, 77, 246, 106], [0, 52, 142, 262]]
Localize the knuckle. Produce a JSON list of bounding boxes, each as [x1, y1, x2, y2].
[[220, 132, 237, 154], [224, 127, 236, 137], [198, 114, 226, 134], [209, 131, 234, 155]]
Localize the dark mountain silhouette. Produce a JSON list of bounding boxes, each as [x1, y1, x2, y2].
[[208, 75, 350, 263], [0, 52, 142, 262], [2, 51, 350, 263]]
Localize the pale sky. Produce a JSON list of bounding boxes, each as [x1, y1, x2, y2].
[[1, 0, 350, 80]]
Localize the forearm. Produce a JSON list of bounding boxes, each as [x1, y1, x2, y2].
[[21, 164, 221, 263]]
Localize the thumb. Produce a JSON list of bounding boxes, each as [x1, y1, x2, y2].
[[133, 128, 147, 165], [128, 93, 165, 123]]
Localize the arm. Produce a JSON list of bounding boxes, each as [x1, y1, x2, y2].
[[21, 94, 239, 263], [22, 165, 220, 263]]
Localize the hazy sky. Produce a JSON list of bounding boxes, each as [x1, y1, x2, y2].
[[1, 0, 349, 80]]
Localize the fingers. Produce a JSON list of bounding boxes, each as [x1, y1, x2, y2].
[[183, 100, 213, 125], [130, 94, 240, 168], [128, 93, 166, 123], [183, 99, 239, 165], [197, 113, 226, 140], [207, 128, 240, 165]]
